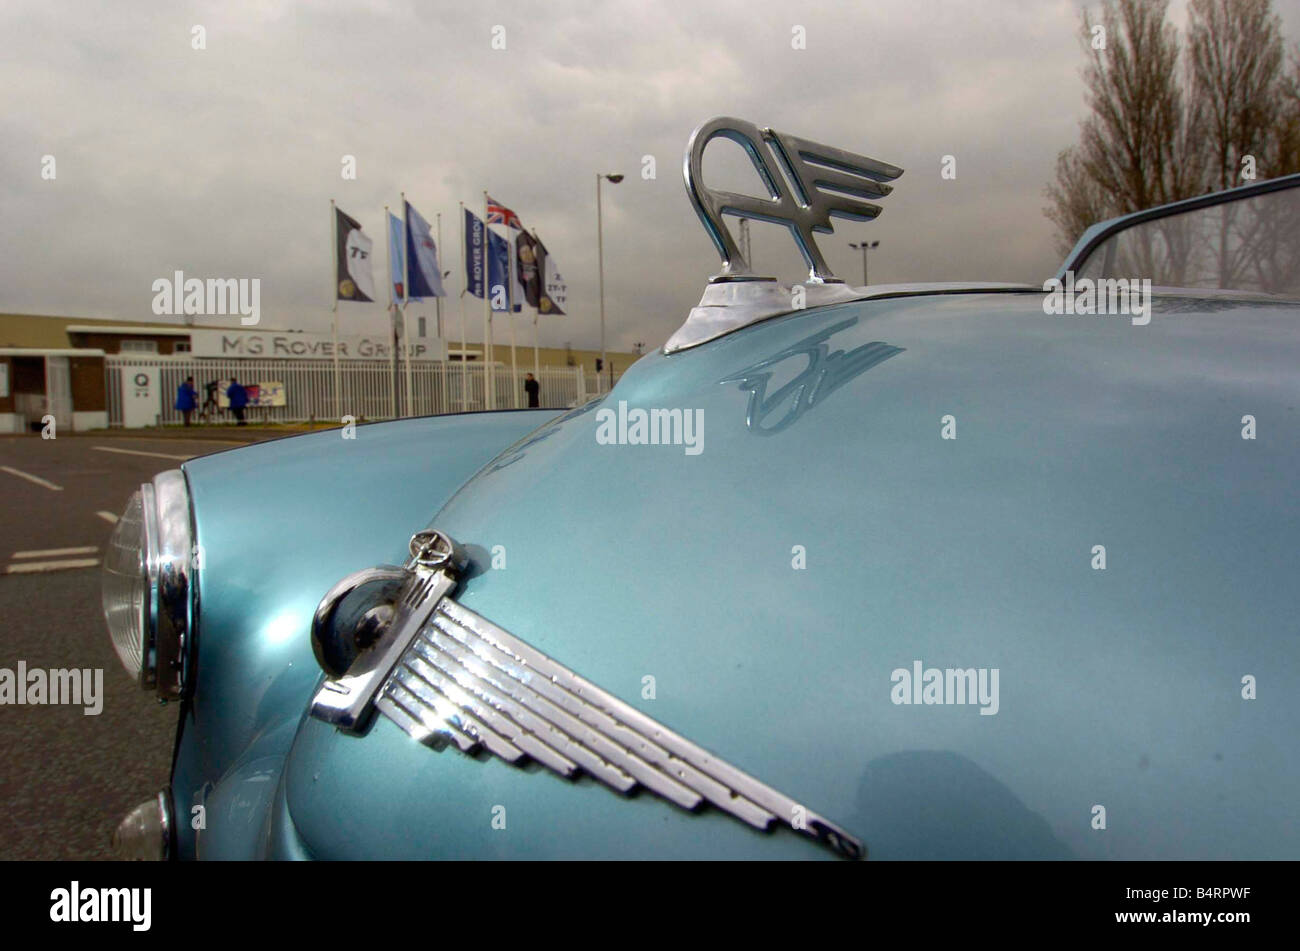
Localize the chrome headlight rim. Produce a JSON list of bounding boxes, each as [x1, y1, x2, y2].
[[143, 469, 194, 699], [104, 468, 195, 700]]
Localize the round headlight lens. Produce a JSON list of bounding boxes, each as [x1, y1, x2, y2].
[[112, 789, 172, 861], [102, 489, 148, 680], [101, 470, 194, 698]]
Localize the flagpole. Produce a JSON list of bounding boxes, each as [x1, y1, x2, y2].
[[458, 201, 469, 412], [436, 211, 448, 414], [330, 199, 341, 422], [531, 228, 541, 379], [483, 190, 495, 410], [507, 229, 519, 409], [383, 203, 397, 420], [401, 192, 414, 416]]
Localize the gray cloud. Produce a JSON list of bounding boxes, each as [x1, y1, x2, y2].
[[3, 0, 1293, 352]]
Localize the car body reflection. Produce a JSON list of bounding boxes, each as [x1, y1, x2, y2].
[[719, 317, 904, 434]]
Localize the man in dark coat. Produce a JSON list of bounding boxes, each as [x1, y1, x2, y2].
[[226, 377, 249, 426], [201, 379, 220, 421], [175, 376, 198, 426], [524, 373, 540, 408]]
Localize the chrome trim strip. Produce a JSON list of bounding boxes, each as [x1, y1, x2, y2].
[[311, 530, 866, 858], [376, 594, 864, 859]]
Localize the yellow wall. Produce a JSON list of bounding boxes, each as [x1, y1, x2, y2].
[[0, 313, 180, 349], [0, 313, 642, 371]]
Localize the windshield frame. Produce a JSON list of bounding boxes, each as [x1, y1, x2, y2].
[[1057, 173, 1300, 290]]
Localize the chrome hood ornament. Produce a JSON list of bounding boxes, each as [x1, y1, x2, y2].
[[310, 530, 865, 860], [685, 116, 903, 283], [667, 117, 904, 353]]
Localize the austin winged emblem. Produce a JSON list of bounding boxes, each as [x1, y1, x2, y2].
[[684, 116, 903, 284], [310, 530, 865, 860]]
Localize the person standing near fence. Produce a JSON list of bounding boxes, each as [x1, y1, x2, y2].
[[226, 376, 249, 426], [201, 379, 220, 422], [175, 376, 198, 426], [524, 372, 540, 408]]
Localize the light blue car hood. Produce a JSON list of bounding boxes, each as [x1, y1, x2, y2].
[[284, 290, 1300, 859]]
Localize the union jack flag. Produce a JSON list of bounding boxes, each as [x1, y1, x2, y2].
[[486, 195, 522, 230]]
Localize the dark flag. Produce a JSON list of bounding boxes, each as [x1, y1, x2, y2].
[[335, 207, 375, 302], [464, 208, 486, 299], [516, 231, 567, 315]]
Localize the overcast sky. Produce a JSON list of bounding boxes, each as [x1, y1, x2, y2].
[[3, 0, 1297, 354]]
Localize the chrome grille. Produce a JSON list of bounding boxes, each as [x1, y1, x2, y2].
[[373, 596, 863, 858]]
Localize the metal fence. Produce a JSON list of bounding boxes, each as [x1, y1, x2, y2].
[[105, 356, 614, 427]]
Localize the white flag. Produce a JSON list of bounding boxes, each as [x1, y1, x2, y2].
[[335, 206, 376, 302], [344, 228, 376, 301]]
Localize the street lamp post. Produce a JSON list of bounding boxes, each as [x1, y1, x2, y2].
[[596, 172, 623, 390], [849, 239, 880, 285]]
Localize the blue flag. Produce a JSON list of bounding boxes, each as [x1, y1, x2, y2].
[[404, 201, 445, 299], [464, 208, 486, 299], [487, 227, 522, 313], [387, 212, 404, 301]]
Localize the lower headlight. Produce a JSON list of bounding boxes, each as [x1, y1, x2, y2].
[[112, 789, 173, 860], [101, 469, 195, 699]]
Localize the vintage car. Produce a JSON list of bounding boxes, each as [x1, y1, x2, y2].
[[104, 118, 1300, 860]]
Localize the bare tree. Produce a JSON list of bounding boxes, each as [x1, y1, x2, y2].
[[1046, 0, 1201, 256], [1267, 46, 1300, 183], [1186, 2, 1297, 286], [1188, 0, 1285, 191], [1247, 52, 1300, 293], [1046, 0, 1298, 260], [1045, 148, 1113, 256]]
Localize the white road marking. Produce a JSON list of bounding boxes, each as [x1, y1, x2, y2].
[[97, 511, 120, 524], [13, 546, 98, 559], [0, 465, 63, 491], [92, 446, 193, 461], [5, 558, 100, 574]]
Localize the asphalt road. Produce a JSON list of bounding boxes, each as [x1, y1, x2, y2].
[[0, 433, 246, 859]]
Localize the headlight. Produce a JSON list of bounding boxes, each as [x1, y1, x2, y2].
[[101, 469, 195, 700], [112, 788, 173, 860], [103, 490, 148, 676]]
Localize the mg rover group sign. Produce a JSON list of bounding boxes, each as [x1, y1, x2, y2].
[[189, 329, 444, 361]]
